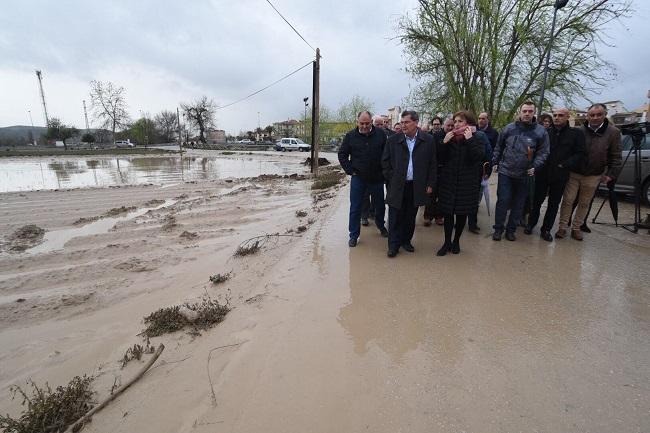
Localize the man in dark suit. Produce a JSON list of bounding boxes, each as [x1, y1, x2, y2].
[[382, 110, 437, 257]]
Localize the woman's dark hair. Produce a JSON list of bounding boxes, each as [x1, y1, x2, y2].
[[539, 113, 552, 126], [452, 110, 476, 126]]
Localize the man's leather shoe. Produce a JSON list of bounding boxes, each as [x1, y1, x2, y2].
[[423, 220, 432, 227], [451, 240, 460, 254], [505, 232, 516, 241], [540, 230, 553, 242], [524, 226, 533, 235], [571, 229, 583, 241], [436, 243, 451, 256], [379, 227, 389, 237], [348, 238, 357, 247], [580, 224, 591, 233], [401, 243, 415, 252], [361, 218, 369, 226], [492, 232, 502, 241], [387, 249, 398, 258], [468, 226, 480, 234], [555, 228, 567, 239]]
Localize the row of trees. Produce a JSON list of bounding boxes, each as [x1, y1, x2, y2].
[[398, 0, 632, 127]]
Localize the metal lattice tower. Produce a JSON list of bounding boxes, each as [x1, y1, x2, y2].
[[35, 70, 49, 126], [83, 100, 90, 131]]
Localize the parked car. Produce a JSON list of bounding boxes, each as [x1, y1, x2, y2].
[[274, 137, 311, 152], [115, 140, 135, 148], [600, 131, 650, 205], [236, 139, 254, 145]]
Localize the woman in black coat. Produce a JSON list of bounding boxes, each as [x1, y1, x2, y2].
[[436, 111, 485, 255]]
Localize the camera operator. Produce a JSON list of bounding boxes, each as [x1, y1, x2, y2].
[[556, 103, 622, 241]]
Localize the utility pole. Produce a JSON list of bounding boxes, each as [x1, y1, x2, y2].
[[538, 0, 569, 117], [177, 107, 182, 153], [28, 110, 36, 145], [83, 100, 90, 132], [35, 70, 49, 126], [310, 48, 320, 176]]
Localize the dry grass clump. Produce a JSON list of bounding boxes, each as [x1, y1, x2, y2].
[[295, 210, 308, 217], [104, 206, 136, 217], [0, 376, 94, 433], [142, 297, 230, 337], [209, 273, 231, 284], [311, 170, 345, 190], [120, 339, 155, 369]]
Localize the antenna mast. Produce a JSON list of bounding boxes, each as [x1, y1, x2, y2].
[[35, 70, 49, 126]]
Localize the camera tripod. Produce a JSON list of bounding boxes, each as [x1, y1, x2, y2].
[[592, 124, 649, 233]]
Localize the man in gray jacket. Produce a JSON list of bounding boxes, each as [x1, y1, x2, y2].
[[491, 101, 550, 241]]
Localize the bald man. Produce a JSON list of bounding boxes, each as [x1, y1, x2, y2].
[[525, 108, 586, 241]]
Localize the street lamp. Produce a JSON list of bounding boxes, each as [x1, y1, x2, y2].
[[538, 0, 569, 117], [303, 97, 309, 142]]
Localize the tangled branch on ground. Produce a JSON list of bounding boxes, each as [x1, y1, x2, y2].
[[0, 376, 94, 433], [311, 169, 345, 190], [233, 233, 300, 257]]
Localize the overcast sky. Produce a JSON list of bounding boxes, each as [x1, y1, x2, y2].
[[1, 0, 648, 134]]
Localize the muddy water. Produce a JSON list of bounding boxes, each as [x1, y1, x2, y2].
[[0, 155, 305, 192]]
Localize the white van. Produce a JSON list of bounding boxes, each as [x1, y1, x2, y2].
[[274, 137, 311, 152]]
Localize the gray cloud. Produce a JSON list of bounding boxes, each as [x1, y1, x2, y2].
[[1, 0, 647, 134]]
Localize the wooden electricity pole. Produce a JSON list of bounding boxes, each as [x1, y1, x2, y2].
[[310, 48, 320, 176]]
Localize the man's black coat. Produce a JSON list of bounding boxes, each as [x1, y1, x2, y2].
[[382, 130, 437, 209]]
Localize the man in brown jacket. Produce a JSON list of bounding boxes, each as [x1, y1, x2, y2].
[[556, 103, 622, 240]]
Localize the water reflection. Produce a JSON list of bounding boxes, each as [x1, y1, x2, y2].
[[0, 156, 304, 192]]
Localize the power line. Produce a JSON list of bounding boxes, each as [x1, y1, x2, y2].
[[265, 0, 316, 52], [216, 60, 313, 110]]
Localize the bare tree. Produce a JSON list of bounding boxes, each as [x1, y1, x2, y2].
[[89, 80, 130, 143], [336, 95, 374, 123], [399, 0, 632, 126], [154, 110, 178, 143], [181, 97, 216, 144]]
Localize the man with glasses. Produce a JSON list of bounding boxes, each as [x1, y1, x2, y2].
[[382, 110, 437, 257], [525, 108, 586, 241]]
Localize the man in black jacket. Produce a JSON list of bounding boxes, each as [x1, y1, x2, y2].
[[338, 111, 389, 247], [478, 112, 499, 150], [382, 110, 437, 257], [525, 108, 586, 241]]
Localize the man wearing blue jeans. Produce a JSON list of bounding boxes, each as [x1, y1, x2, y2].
[[491, 101, 549, 241], [338, 111, 388, 247]]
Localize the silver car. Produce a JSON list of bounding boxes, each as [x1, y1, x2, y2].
[[610, 131, 650, 205]]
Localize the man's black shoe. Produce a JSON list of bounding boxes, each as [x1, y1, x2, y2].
[[401, 243, 415, 252], [436, 243, 451, 256], [580, 224, 591, 233], [540, 230, 553, 242], [505, 232, 516, 241], [451, 240, 460, 254], [361, 218, 369, 227], [468, 226, 480, 234], [524, 226, 533, 235], [348, 238, 357, 247], [492, 232, 502, 241], [379, 227, 389, 237], [387, 249, 398, 258]]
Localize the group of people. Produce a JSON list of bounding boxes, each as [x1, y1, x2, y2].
[[337, 101, 622, 257]]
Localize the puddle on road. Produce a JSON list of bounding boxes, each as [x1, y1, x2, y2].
[[28, 199, 175, 255]]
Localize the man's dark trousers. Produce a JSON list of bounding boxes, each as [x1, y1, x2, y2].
[[493, 173, 528, 234], [349, 175, 385, 240], [388, 181, 417, 251], [527, 175, 567, 232]]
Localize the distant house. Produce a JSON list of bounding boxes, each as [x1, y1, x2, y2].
[[273, 119, 301, 138], [207, 129, 226, 144], [387, 106, 402, 128]]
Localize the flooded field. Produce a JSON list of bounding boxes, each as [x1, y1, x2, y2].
[[0, 153, 307, 192]]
